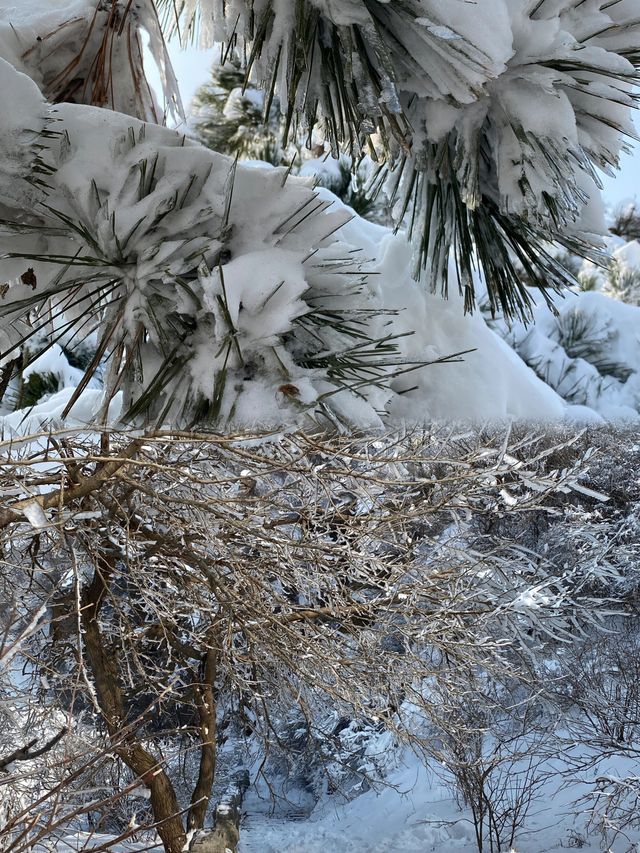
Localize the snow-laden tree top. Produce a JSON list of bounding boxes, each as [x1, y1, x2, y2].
[[0, 0, 638, 429], [161, 0, 640, 313]]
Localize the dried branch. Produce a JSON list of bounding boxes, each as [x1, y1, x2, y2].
[[0, 729, 68, 772]]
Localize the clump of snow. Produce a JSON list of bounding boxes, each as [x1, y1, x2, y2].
[[376, 235, 567, 422], [0, 56, 46, 209], [0, 387, 122, 437], [317, 188, 569, 423]]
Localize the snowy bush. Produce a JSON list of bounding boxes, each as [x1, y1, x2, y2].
[[490, 287, 640, 422], [610, 202, 640, 242], [428, 684, 551, 853], [3, 1, 640, 430], [579, 236, 640, 306], [0, 60, 442, 430]]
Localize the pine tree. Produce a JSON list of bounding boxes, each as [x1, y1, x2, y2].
[[0, 0, 638, 427], [191, 62, 287, 164], [192, 62, 388, 219], [160, 0, 640, 317]]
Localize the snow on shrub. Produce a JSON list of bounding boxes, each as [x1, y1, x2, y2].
[[496, 288, 640, 422]]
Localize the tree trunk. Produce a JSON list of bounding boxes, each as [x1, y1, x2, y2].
[[189, 774, 248, 853], [80, 550, 188, 853], [188, 635, 219, 831]]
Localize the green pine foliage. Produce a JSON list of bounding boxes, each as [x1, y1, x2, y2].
[[554, 307, 633, 384], [17, 370, 60, 409], [604, 257, 640, 307], [192, 65, 389, 222], [192, 64, 286, 165]]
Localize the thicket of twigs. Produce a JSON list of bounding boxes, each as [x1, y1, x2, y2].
[[0, 426, 638, 852]]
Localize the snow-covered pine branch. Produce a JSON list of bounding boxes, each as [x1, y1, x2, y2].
[[0, 0, 181, 122], [0, 58, 436, 430], [2, 1, 640, 430], [166, 0, 640, 318]]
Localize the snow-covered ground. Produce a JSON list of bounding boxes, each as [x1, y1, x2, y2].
[[238, 746, 640, 853], [35, 743, 640, 853]]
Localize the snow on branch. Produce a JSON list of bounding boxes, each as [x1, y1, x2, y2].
[[172, 0, 640, 318]]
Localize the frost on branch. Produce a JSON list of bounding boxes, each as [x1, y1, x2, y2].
[[0, 426, 637, 850], [173, 0, 640, 317]]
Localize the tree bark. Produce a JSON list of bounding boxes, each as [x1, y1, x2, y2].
[[190, 775, 248, 853], [0, 437, 144, 530], [188, 633, 219, 831], [80, 548, 188, 853]]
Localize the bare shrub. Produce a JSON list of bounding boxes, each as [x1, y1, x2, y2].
[[426, 675, 551, 853], [610, 204, 640, 241], [0, 427, 633, 851], [553, 622, 640, 851]]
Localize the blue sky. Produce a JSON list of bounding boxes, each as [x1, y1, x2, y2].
[[167, 42, 215, 107], [601, 147, 640, 210]]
